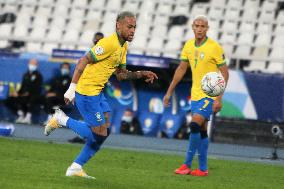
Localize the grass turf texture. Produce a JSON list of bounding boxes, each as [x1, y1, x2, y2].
[[0, 137, 283, 189]]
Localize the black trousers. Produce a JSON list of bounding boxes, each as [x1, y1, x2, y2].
[[44, 96, 65, 114], [6, 95, 43, 114]]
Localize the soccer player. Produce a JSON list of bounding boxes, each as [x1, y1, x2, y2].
[[163, 15, 229, 176], [44, 11, 158, 179]]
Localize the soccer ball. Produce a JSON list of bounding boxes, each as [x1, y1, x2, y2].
[[201, 72, 226, 97]]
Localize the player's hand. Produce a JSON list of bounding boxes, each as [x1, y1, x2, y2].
[[163, 94, 171, 107], [213, 99, 222, 113], [64, 83, 76, 105], [141, 71, 158, 83]]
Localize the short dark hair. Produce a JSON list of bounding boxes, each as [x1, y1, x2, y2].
[[95, 32, 104, 37], [116, 11, 135, 22], [61, 62, 70, 69]]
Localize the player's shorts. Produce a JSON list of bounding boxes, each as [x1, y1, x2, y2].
[[191, 97, 214, 120], [75, 92, 111, 127]]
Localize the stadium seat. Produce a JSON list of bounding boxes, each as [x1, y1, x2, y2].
[[100, 22, 115, 37], [239, 21, 255, 32], [151, 25, 167, 38], [89, 0, 106, 8], [222, 20, 238, 33], [276, 10, 284, 24], [257, 22, 272, 33], [80, 30, 94, 46], [62, 30, 80, 43], [221, 44, 234, 56], [46, 28, 63, 41], [39, 0, 54, 6], [139, 1, 156, 13], [234, 45, 251, 59], [50, 17, 66, 29], [123, 1, 139, 11], [106, 0, 122, 11], [135, 25, 151, 37], [274, 23, 284, 34], [72, 0, 88, 8], [56, 0, 72, 6], [60, 44, 76, 50], [86, 9, 102, 20], [66, 19, 83, 31], [238, 33, 254, 45], [270, 47, 284, 60], [153, 14, 169, 26], [84, 20, 100, 31], [220, 32, 236, 44], [272, 35, 284, 47], [36, 6, 52, 17], [244, 0, 260, 9], [266, 62, 284, 74], [13, 24, 29, 38], [168, 26, 184, 40], [184, 29, 194, 40], [242, 8, 258, 21], [254, 34, 271, 46], [129, 35, 147, 55], [261, 0, 277, 11], [258, 10, 275, 22], [173, 4, 189, 15], [0, 24, 13, 38], [0, 40, 8, 48], [26, 42, 42, 53], [70, 8, 85, 19], [190, 3, 208, 18], [227, 0, 243, 8], [2, 4, 18, 13], [224, 8, 240, 21], [103, 11, 117, 22], [156, 2, 172, 13], [41, 43, 59, 55], [243, 60, 266, 72], [252, 46, 269, 60], [163, 40, 181, 59], [32, 15, 49, 28], [30, 28, 46, 40], [146, 37, 164, 56], [210, 0, 226, 8], [208, 7, 224, 19], [53, 5, 68, 17]]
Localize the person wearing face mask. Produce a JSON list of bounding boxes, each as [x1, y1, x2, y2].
[[120, 108, 142, 135], [44, 62, 72, 123], [14, 59, 43, 124]]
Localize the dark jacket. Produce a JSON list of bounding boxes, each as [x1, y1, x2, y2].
[[48, 75, 71, 97], [18, 71, 43, 96]]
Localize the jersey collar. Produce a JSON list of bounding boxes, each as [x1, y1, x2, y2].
[[194, 36, 208, 48]]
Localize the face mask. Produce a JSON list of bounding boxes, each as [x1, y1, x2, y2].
[[61, 68, 69, 76], [28, 64, 37, 72], [122, 115, 133, 123]]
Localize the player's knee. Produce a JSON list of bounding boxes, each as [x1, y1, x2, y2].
[[200, 130, 208, 139], [189, 122, 201, 133]]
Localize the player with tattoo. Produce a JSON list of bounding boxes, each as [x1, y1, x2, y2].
[[44, 11, 158, 179]]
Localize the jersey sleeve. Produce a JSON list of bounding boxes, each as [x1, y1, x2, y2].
[[213, 44, 226, 67], [179, 42, 189, 62], [89, 39, 116, 63]]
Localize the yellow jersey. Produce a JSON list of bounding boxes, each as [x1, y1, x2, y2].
[[180, 37, 226, 101], [76, 33, 128, 96]]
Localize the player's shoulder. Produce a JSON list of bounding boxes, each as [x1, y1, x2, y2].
[[207, 37, 222, 49], [183, 39, 195, 48]]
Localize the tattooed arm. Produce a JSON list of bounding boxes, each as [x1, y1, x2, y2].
[[64, 52, 94, 104], [71, 52, 93, 84], [115, 67, 158, 83]]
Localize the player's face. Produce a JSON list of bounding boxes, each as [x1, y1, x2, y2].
[[117, 16, 136, 42], [192, 19, 208, 40]]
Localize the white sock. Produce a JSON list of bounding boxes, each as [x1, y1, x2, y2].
[[25, 112, 32, 120], [70, 162, 82, 169], [59, 116, 69, 127]]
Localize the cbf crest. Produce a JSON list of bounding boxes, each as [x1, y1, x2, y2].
[[95, 112, 102, 122]]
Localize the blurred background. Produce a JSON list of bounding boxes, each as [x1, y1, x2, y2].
[[0, 0, 283, 157]]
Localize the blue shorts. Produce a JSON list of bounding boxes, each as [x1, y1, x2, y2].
[[191, 97, 214, 120], [75, 92, 111, 127]]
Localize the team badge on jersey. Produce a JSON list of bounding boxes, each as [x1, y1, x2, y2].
[[95, 46, 104, 55], [95, 112, 102, 122]]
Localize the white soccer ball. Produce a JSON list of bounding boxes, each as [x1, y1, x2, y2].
[[201, 72, 226, 97]]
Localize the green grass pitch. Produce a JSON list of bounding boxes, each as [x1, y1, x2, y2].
[[0, 137, 283, 189]]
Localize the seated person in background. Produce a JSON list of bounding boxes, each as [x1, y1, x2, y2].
[[44, 62, 71, 122], [175, 111, 192, 140], [120, 108, 142, 135], [13, 59, 43, 124]]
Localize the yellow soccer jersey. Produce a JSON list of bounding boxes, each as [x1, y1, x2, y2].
[[180, 37, 226, 101], [76, 33, 128, 96]]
